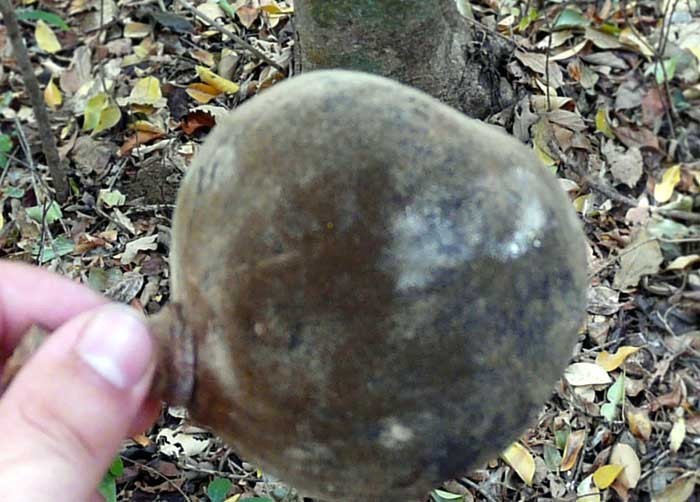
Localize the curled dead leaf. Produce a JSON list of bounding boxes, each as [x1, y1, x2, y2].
[[561, 429, 586, 472], [501, 442, 535, 485], [609, 443, 641, 489], [596, 346, 641, 372]]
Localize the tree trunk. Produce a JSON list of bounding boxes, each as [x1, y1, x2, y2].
[[294, 0, 514, 119]]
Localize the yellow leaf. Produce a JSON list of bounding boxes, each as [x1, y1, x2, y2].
[[224, 495, 241, 502], [94, 104, 121, 134], [186, 82, 221, 104], [666, 254, 700, 271], [573, 194, 591, 213], [593, 464, 624, 489], [596, 346, 641, 372], [260, 2, 293, 14], [129, 76, 165, 107], [123, 22, 151, 38], [561, 429, 586, 471], [500, 442, 535, 485], [0, 211, 4, 229], [654, 164, 681, 203], [35, 20, 61, 53], [610, 443, 641, 489], [595, 108, 614, 139], [83, 93, 108, 131], [533, 142, 556, 167], [132, 120, 165, 134], [691, 47, 700, 62], [44, 78, 62, 109], [669, 415, 685, 452], [196, 65, 240, 94]]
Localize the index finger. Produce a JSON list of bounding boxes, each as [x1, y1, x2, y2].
[[0, 261, 107, 356]]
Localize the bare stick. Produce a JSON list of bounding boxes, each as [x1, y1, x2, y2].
[[0, 0, 69, 201], [174, 0, 287, 74]]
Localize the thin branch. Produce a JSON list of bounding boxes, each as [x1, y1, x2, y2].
[[620, 0, 677, 141], [174, 0, 287, 73], [0, 0, 69, 201], [654, 209, 700, 223], [120, 456, 192, 501]]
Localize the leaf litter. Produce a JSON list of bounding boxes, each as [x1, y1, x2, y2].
[[1, 0, 699, 499]]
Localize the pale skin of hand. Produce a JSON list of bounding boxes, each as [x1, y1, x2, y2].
[[0, 261, 161, 501]]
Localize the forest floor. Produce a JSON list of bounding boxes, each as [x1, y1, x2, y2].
[[0, 0, 698, 501]]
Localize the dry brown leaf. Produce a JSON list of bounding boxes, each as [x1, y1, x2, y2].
[[501, 442, 535, 485], [124, 22, 151, 38], [565, 362, 613, 386], [561, 429, 586, 471], [626, 406, 652, 441], [607, 145, 644, 188], [666, 254, 700, 270], [609, 443, 641, 489], [652, 474, 697, 502], [613, 230, 663, 291], [585, 27, 623, 49], [669, 413, 686, 452]]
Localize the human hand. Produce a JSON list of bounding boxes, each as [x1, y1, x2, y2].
[[0, 261, 161, 501]]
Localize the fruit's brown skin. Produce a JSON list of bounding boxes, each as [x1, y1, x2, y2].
[[167, 70, 587, 500]]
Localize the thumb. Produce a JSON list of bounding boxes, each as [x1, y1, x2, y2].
[[0, 304, 155, 500]]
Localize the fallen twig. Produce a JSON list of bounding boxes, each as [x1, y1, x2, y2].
[[0, 0, 69, 201]]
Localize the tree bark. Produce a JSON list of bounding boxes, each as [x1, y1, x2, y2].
[[294, 0, 515, 119]]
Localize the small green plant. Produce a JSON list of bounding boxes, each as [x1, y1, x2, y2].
[[207, 477, 233, 502], [0, 133, 12, 169], [98, 456, 124, 502]]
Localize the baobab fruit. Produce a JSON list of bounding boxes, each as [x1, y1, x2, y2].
[[4, 71, 587, 500], [159, 70, 587, 499]]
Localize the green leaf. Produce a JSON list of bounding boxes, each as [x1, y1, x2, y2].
[[218, 0, 237, 18], [98, 474, 117, 502], [518, 8, 538, 31], [543, 443, 562, 471], [109, 456, 124, 477], [554, 427, 569, 450], [207, 477, 233, 502], [26, 200, 63, 224], [0, 133, 12, 152], [99, 189, 126, 208], [653, 57, 677, 84], [601, 402, 617, 422], [432, 489, 464, 501], [606, 375, 625, 405], [33, 235, 74, 262], [553, 8, 590, 29], [3, 186, 25, 198], [16, 8, 70, 30], [88, 267, 123, 292]]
